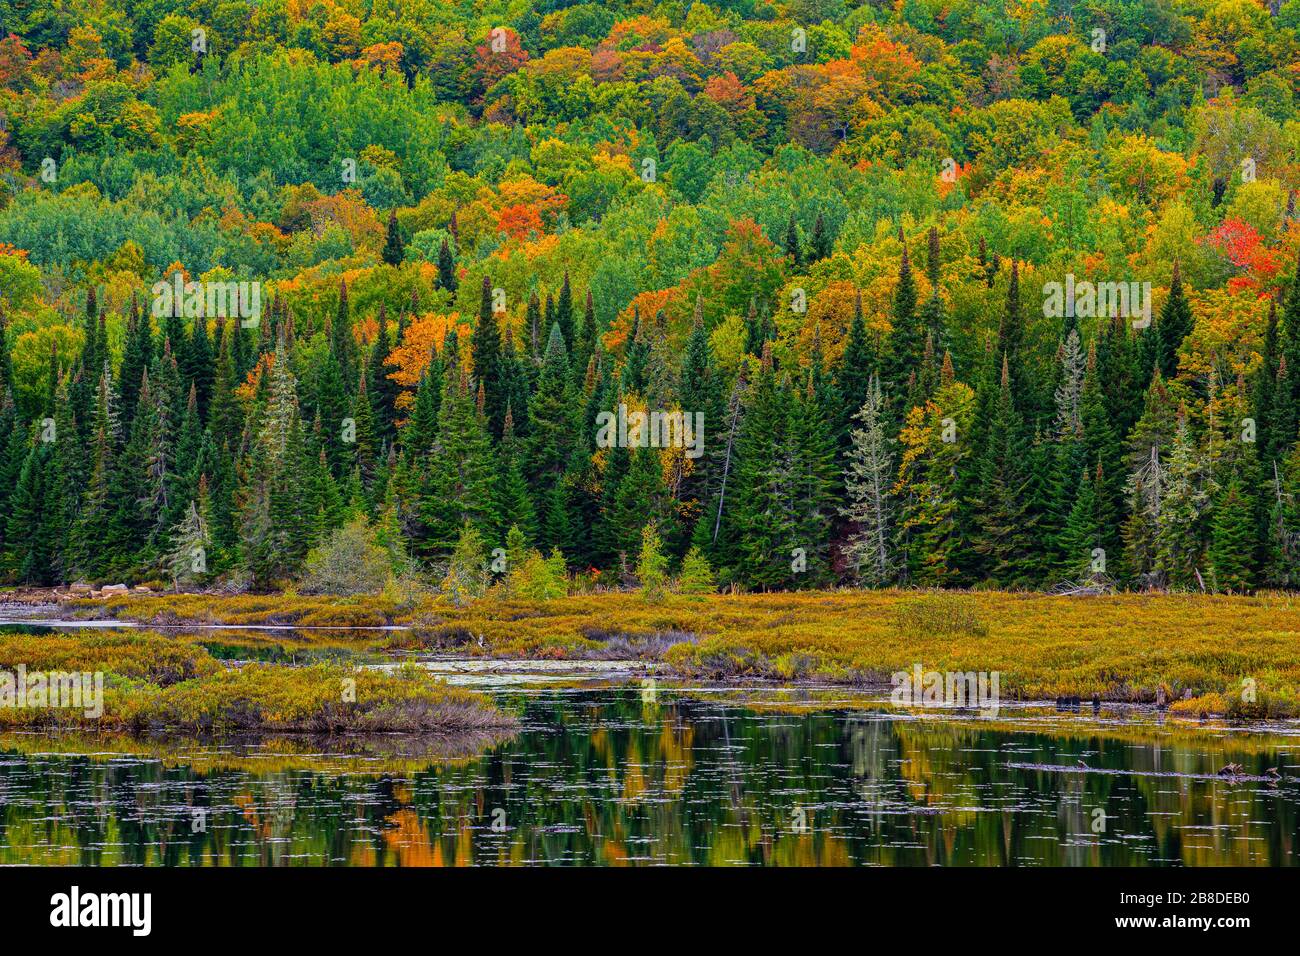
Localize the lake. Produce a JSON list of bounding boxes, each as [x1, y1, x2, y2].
[[2, 666, 1298, 865]]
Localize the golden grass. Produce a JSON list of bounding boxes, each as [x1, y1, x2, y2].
[[0, 627, 512, 732], [61, 588, 1300, 715]]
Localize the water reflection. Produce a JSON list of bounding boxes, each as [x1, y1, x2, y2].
[[0, 688, 1297, 866]]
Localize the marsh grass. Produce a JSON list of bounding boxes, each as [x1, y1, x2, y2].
[[892, 594, 989, 638], [53, 589, 1300, 718], [0, 628, 512, 732]]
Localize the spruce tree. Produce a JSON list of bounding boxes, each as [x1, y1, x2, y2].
[[885, 245, 922, 400], [969, 355, 1038, 585], [784, 215, 803, 269], [382, 210, 405, 266], [527, 324, 578, 550], [419, 363, 498, 557], [842, 374, 894, 585], [1154, 260, 1194, 382], [1208, 471, 1256, 592], [472, 275, 506, 436], [436, 237, 458, 293]]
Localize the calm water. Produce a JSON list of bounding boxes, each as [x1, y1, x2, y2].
[[2, 685, 1299, 866]]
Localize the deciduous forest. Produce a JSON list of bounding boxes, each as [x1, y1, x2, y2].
[[0, 0, 1299, 595]]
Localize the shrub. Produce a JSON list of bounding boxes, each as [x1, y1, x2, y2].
[[510, 548, 567, 600], [135, 663, 513, 733], [301, 518, 391, 595]]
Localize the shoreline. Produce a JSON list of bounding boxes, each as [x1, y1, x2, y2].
[[5, 587, 1300, 721]]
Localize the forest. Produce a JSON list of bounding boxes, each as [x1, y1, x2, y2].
[[0, 0, 1298, 595]]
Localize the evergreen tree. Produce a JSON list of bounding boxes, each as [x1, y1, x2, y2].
[[969, 355, 1038, 585], [784, 214, 803, 269], [1154, 260, 1194, 381], [1208, 471, 1256, 592], [728, 345, 793, 589], [419, 363, 498, 556], [810, 211, 832, 262], [367, 306, 399, 443], [495, 405, 538, 544], [842, 374, 894, 585], [473, 275, 506, 436], [678, 545, 716, 594], [382, 209, 405, 266], [436, 237, 458, 293], [885, 245, 922, 399], [1153, 410, 1214, 589], [555, 271, 575, 352]]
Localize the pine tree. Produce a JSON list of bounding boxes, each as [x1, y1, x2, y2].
[[368, 306, 399, 443], [836, 291, 876, 458], [1154, 260, 1194, 381], [1055, 462, 1112, 581], [885, 244, 922, 399], [787, 375, 838, 586], [437, 237, 458, 293], [495, 405, 538, 545], [5, 441, 56, 584], [185, 313, 214, 421], [842, 375, 894, 585], [728, 345, 793, 589], [969, 355, 1038, 585], [472, 275, 506, 436], [784, 214, 803, 269], [1154, 411, 1214, 590], [527, 324, 578, 548], [404, 352, 442, 457], [350, 368, 379, 499], [555, 271, 575, 352], [810, 211, 832, 262], [635, 521, 669, 601], [419, 363, 498, 557], [1208, 471, 1256, 592], [382, 209, 405, 266], [165, 498, 211, 589]]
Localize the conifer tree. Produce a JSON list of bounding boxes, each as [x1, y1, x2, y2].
[[885, 245, 922, 399], [1154, 260, 1194, 381], [495, 404, 538, 545], [382, 209, 405, 266], [473, 275, 506, 436], [636, 521, 669, 601], [1153, 411, 1214, 589], [784, 214, 803, 269], [527, 324, 578, 546], [437, 237, 458, 293], [556, 271, 575, 352], [728, 345, 792, 589], [969, 355, 1038, 585], [368, 306, 399, 443], [419, 362, 497, 556], [1208, 471, 1256, 592], [810, 211, 832, 262], [677, 546, 716, 594], [842, 374, 894, 585]]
